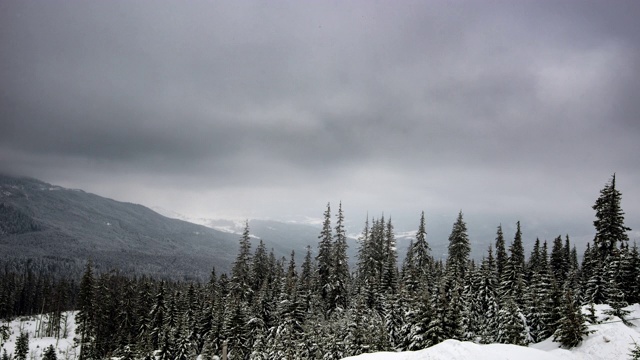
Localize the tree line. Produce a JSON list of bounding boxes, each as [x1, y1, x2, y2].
[[0, 174, 638, 359]]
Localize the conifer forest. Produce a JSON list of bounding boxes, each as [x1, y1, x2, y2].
[[0, 174, 638, 359]]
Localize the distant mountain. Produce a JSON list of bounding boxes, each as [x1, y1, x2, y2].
[[152, 209, 360, 265], [0, 174, 462, 281], [152, 209, 460, 268], [0, 174, 246, 280]]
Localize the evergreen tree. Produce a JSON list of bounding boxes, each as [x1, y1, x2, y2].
[[495, 225, 508, 279], [446, 211, 471, 280], [441, 274, 465, 340], [404, 289, 433, 350], [173, 331, 194, 360], [231, 221, 253, 302], [43, 344, 58, 360], [356, 215, 371, 290], [223, 299, 250, 359], [526, 238, 542, 282], [551, 235, 568, 284], [628, 242, 640, 304], [298, 245, 315, 316], [619, 243, 639, 304], [383, 293, 405, 350], [500, 222, 527, 307], [135, 281, 154, 354], [423, 281, 447, 347], [251, 239, 269, 294], [477, 247, 499, 344], [496, 297, 529, 346], [15, 332, 28, 360], [602, 249, 632, 324], [76, 262, 96, 360], [511, 221, 525, 271], [156, 328, 173, 360], [316, 203, 333, 314], [148, 282, 166, 350], [381, 217, 399, 294], [582, 242, 610, 305], [630, 340, 640, 360], [330, 202, 350, 311], [462, 266, 482, 341], [525, 241, 554, 342], [553, 289, 590, 348], [403, 212, 433, 294], [593, 174, 631, 259]]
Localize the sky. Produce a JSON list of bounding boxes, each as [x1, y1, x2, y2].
[[1, 0, 639, 250]]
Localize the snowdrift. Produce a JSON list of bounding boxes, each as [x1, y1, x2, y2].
[[343, 304, 640, 360]]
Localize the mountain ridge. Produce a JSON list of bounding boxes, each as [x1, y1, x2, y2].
[[0, 174, 272, 279]]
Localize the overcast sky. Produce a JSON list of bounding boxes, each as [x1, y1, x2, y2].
[[1, 1, 639, 248]]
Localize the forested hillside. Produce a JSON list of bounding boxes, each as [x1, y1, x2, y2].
[[0, 175, 637, 360], [0, 174, 247, 280]]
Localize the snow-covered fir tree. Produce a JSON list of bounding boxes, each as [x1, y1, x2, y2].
[[553, 289, 590, 348]]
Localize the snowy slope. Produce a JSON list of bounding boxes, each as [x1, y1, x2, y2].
[[344, 304, 640, 360], [1, 312, 78, 359], [342, 340, 571, 360]]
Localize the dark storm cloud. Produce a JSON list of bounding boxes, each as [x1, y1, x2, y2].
[[1, 0, 639, 243]]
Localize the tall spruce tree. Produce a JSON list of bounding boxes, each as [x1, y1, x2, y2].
[[331, 202, 350, 311], [316, 203, 333, 315], [148, 282, 167, 350], [495, 225, 508, 280], [500, 222, 527, 307], [525, 240, 555, 342], [298, 245, 316, 316], [553, 289, 590, 348], [593, 174, 631, 259], [251, 239, 269, 294], [404, 212, 433, 294], [446, 211, 471, 280], [382, 217, 399, 294], [496, 296, 529, 346], [231, 221, 253, 302], [477, 247, 499, 344], [511, 221, 525, 271], [551, 235, 568, 285], [76, 262, 96, 360], [15, 332, 28, 360], [356, 215, 371, 290]]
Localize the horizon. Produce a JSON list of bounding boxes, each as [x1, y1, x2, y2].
[[1, 1, 639, 253]]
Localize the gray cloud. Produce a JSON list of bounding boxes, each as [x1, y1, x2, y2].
[[1, 0, 639, 248]]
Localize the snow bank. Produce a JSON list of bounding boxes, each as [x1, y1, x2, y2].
[[344, 304, 640, 360], [532, 303, 640, 360], [343, 340, 570, 360]]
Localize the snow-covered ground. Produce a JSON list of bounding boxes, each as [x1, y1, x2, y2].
[[1, 312, 78, 360], [343, 304, 640, 360]]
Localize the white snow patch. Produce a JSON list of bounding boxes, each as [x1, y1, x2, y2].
[[344, 303, 640, 360], [343, 340, 569, 360], [1, 312, 78, 359], [396, 230, 418, 240]]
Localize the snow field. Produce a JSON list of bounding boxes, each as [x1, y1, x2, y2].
[[1, 312, 78, 360]]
